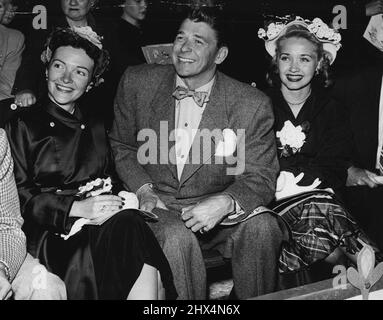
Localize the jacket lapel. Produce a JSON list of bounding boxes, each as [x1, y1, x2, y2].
[[179, 72, 229, 186], [148, 68, 178, 180]]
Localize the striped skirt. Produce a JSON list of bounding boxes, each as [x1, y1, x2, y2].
[[273, 190, 378, 273]]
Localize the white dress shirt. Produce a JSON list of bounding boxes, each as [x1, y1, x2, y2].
[[174, 76, 215, 180]]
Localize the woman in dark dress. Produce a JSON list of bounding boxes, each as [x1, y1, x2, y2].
[[258, 16, 381, 273], [6, 26, 176, 300]]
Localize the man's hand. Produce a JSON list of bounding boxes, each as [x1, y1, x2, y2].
[[137, 184, 168, 213], [346, 166, 379, 188], [366, 0, 383, 16], [14, 90, 36, 107], [181, 194, 234, 233], [0, 269, 12, 300]]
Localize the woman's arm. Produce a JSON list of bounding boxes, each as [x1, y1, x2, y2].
[[5, 120, 76, 235]]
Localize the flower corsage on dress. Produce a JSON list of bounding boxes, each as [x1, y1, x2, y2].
[[276, 120, 310, 158]]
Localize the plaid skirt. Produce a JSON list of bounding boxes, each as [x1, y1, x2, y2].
[[273, 190, 376, 273]]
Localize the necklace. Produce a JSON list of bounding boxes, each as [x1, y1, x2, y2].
[[284, 89, 312, 106]]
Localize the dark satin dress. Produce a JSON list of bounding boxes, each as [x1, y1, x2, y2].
[[5, 99, 177, 299]]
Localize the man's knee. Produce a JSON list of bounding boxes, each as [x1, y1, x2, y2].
[[240, 213, 286, 242], [12, 254, 66, 300]]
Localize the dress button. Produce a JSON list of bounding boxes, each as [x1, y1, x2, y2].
[[10, 103, 17, 110], [80, 124, 85, 130], [184, 122, 188, 127], [50, 122, 55, 127]]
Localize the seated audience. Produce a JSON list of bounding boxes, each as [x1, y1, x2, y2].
[[6, 27, 176, 300], [0, 128, 66, 300], [0, 0, 24, 101], [333, 64, 383, 251], [331, 1, 383, 252], [109, 6, 288, 300], [258, 16, 381, 273]]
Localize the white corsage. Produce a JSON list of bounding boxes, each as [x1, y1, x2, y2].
[[276, 120, 309, 157]]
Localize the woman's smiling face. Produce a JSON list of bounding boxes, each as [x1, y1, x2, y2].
[[277, 36, 319, 92], [47, 46, 94, 111]]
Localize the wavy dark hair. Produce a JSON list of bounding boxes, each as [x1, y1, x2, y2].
[[42, 27, 110, 87], [183, 6, 228, 48], [267, 25, 333, 88]]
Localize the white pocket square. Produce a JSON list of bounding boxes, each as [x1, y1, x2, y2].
[[215, 128, 237, 157]]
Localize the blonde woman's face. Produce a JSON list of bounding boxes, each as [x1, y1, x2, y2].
[[277, 37, 319, 92]]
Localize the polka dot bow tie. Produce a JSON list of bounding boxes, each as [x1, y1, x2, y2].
[[172, 86, 209, 107]]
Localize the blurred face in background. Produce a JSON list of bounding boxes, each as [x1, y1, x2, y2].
[[2, 1, 16, 25], [61, 0, 95, 22], [122, 0, 147, 26], [0, 0, 8, 23]]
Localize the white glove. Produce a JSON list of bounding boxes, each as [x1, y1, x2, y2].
[[275, 171, 322, 201]]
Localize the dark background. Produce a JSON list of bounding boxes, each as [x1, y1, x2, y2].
[[8, 0, 380, 89]]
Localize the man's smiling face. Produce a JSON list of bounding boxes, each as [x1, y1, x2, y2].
[[172, 18, 227, 89]]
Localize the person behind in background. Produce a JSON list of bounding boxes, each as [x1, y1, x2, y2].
[[0, 0, 24, 102], [6, 27, 176, 300], [110, 0, 148, 75]]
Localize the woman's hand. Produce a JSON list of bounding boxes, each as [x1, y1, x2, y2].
[[275, 171, 322, 200], [69, 195, 123, 220]]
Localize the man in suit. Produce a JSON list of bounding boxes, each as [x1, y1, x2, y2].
[[333, 65, 383, 251], [109, 7, 287, 300], [0, 129, 67, 299]]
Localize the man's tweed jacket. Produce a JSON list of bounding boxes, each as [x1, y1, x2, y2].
[[0, 128, 26, 281], [109, 64, 279, 221]]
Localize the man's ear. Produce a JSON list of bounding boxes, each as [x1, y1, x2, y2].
[[214, 46, 229, 65]]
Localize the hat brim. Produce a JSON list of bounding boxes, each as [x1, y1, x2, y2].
[[264, 21, 338, 64]]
